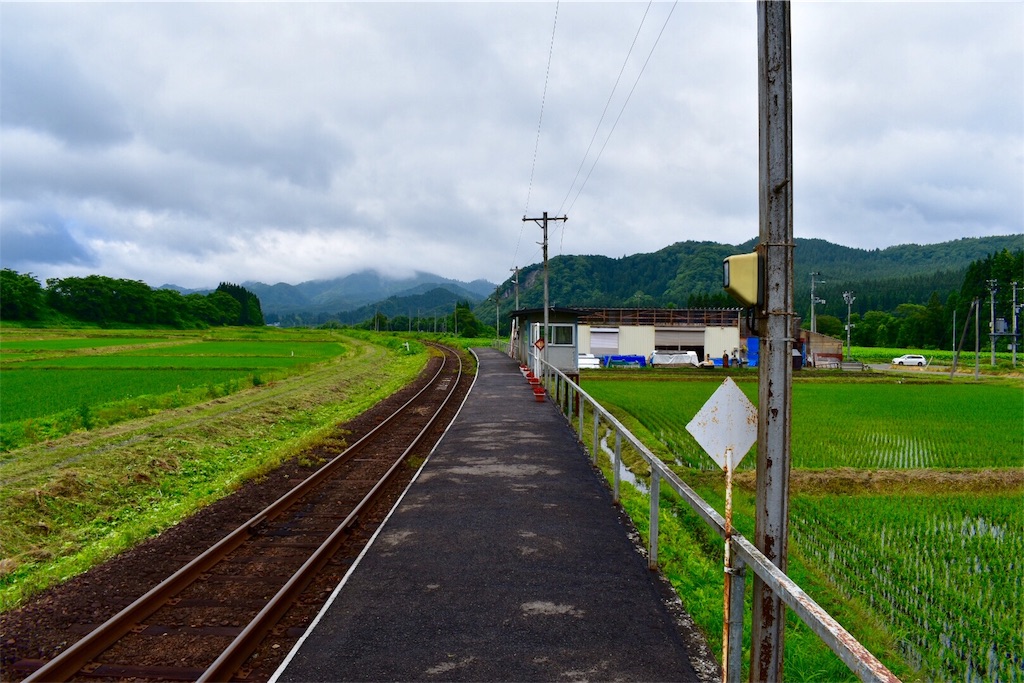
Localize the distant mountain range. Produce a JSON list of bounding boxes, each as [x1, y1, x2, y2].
[[161, 271, 496, 326], [164, 235, 1021, 328], [478, 234, 1022, 324]]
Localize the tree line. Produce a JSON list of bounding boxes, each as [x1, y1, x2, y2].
[[0, 271, 264, 328], [344, 300, 492, 338], [796, 248, 1022, 350], [486, 245, 1021, 350]]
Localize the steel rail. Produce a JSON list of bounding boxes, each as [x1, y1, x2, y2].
[[199, 346, 463, 682], [24, 345, 460, 683]]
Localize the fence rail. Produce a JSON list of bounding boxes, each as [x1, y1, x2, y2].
[[511, 344, 899, 683]]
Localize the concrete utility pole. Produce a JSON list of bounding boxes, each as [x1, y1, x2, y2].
[[752, 2, 794, 680], [510, 267, 520, 311], [843, 291, 855, 360], [975, 297, 981, 380], [523, 212, 567, 373], [1013, 281, 1019, 367], [809, 271, 825, 333], [988, 279, 998, 365], [495, 285, 501, 340]]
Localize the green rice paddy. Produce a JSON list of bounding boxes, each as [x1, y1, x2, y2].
[[582, 374, 1024, 683]]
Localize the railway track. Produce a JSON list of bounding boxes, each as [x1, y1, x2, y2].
[[13, 343, 468, 682]]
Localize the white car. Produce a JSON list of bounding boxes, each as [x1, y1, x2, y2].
[[892, 354, 927, 366]]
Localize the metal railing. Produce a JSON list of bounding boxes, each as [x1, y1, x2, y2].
[[521, 349, 899, 683]]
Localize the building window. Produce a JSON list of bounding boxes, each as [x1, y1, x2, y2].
[[547, 324, 574, 346]]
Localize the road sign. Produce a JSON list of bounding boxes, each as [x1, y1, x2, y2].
[[686, 376, 758, 683], [685, 377, 757, 472], [534, 338, 546, 350]]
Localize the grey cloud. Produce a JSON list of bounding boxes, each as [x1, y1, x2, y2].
[[0, 44, 131, 148], [150, 115, 353, 191], [0, 212, 96, 269], [0, 2, 1018, 290]]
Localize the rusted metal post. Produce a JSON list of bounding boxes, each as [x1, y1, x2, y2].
[[753, 1, 794, 680], [726, 555, 746, 683], [722, 448, 736, 683]]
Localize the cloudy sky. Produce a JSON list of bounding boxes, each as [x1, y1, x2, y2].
[[1, 2, 1021, 290]]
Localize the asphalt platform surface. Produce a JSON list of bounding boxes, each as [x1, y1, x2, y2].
[[273, 347, 717, 682]]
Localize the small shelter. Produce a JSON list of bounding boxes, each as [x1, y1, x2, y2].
[[509, 307, 582, 375], [801, 330, 844, 368]]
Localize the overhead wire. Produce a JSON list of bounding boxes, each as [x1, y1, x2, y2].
[[556, 1, 653, 219], [558, 0, 679, 254], [513, 1, 561, 276]]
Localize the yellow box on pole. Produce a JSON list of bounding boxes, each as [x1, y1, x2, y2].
[[722, 252, 763, 308]]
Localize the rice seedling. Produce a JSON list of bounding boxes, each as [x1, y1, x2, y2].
[[583, 374, 1023, 682]]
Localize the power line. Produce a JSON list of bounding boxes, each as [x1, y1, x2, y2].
[[515, 1, 561, 273], [557, 1, 654, 218], [561, 1, 679, 231]]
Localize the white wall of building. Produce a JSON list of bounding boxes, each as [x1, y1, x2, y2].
[[618, 326, 656, 356], [578, 325, 591, 354], [703, 327, 741, 361], [580, 322, 741, 361]]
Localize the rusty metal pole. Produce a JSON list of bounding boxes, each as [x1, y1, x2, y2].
[[722, 448, 736, 683], [752, 2, 794, 681]]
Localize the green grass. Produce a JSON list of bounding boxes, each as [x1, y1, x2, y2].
[[576, 375, 1023, 682], [789, 493, 1023, 682], [583, 378, 1024, 470], [591, 434, 910, 682], [1, 368, 261, 422], [0, 330, 432, 610], [0, 337, 172, 352], [0, 333, 355, 449], [850, 346, 1022, 373]]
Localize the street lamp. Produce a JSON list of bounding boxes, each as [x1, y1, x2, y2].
[[843, 291, 855, 361]]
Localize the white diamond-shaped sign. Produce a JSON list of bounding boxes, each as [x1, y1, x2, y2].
[[685, 377, 757, 472]]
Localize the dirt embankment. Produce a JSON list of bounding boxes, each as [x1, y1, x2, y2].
[[732, 467, 1024, 495]]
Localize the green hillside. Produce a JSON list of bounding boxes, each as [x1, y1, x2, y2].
[[479, 235, 1022, 324]]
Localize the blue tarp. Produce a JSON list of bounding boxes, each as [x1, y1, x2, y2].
[[602, 355, 647, 367], [746, 338, 759, 367]]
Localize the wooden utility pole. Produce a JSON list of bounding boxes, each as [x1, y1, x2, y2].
[[752, 2, 794, 681]]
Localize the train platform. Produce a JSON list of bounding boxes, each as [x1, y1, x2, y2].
[[272, 347, 717, 682]]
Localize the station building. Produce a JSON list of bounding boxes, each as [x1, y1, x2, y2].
[[509, 307, 752, 373]]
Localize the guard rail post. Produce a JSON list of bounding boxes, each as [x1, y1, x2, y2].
[[578, 390, 585, 440], [533, 355, 899, 683], [726, 550, 747, 683], [648, 468, 660, 570], [613, 430, 622, 504]]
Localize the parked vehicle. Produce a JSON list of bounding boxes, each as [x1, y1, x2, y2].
[[892, 354, 927, 366]]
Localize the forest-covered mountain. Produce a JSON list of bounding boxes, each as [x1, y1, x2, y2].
[[217, 271, 493, 326], [477, 235, 1022, 324], [331, 287, 468, 327]]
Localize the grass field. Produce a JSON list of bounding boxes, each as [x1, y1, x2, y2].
[[0, 327, 432, 610], [581, 373, 1024, 683], [1, 329, 354, 449], [584, 378, 1023, 470]]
